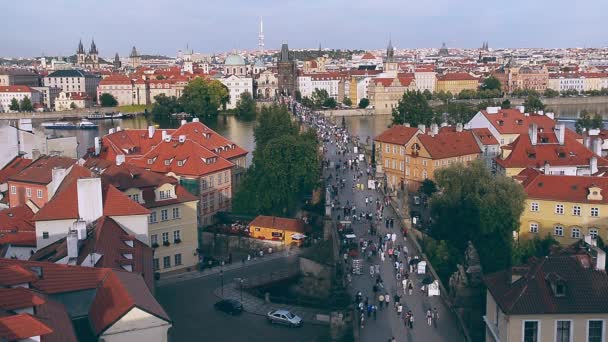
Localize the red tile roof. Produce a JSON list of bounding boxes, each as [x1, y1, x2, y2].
[[374, 125, 420, 145], [0, 287, 46, 310], [0, 205, 35, 247], [99, 74, 132, 86], [517, 168, 608, 204], [417, 131, 482, 159], [471, 128, 499, 145], [361, 52, 377, 60], [0, 157, 33, 184], [249, 215, 309, 233], [0, 313, 52, 340], [35, 299, 78, 342], [0, 263, 37, 286], [480, 109, 556, 135], [7, 156, 75, 185], [0, 86, 35, 93], [372, 78, 395, 87]]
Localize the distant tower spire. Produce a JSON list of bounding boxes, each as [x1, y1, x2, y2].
[[258, 17, 265, 52]]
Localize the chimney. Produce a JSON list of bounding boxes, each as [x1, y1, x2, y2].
[[161, 130, 167, 141], [192, 118, 200, 123], [591, 156, 598, 174], [94, 137, 101, 155], [486, 106, 500, 114], [589, 128, 600, 136], [116, 126, 122, 132], [430, 124, 438, 136], [148, 126, 155, 139], [529, 123, 538, 145], [50, 167, 67, 198], [516, 105, 525, 113], [108, 128, 115, 134], [537, 110, 544, 116], [179, 135, 186, 143], [544, 162, 551, 174], [67, 230, 79, 261], [594, 137, 603, 156], [116, 154, 125, 166], [584, 135, 591, 149], [164, 134, 172, 142], [546, 112, 555, 120], [181, 119, 187, 126], [403, 123, 410, 127], [418, 124, 426, 133], [557, 123, 565, 145], [456, 123, 463, 132], [77, 178, 103, 223], [73, 219, 87, 240]]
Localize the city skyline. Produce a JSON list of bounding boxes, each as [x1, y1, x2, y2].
[[3, 0, 608, 57]]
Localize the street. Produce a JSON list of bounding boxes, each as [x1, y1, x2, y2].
[[156, 256, 329, 342]]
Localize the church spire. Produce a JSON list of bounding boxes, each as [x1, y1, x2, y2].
[[77, 39, 84, 54], [90, 38, 98, 54]]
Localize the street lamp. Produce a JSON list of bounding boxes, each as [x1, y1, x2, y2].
[[220, 269, 224, 297]]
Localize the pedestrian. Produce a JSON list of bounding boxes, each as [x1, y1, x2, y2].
[[402, 278, 408, 294], [384, 293, 390, 307], [370, 265, 374, 277], [378, 294, 384, 309], [374, 264, 380, 274], [433, 307, 439, 326], [360, 313, 365, 329], [372, 305, 377, 320], [397, 303, 403, 317], [408, 311, 414, 329], [408, 282, 414, 295], [367, 304, 372, 318], [426, 309, 433, 326]]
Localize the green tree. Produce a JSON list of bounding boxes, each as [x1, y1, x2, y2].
[[522, 95, 545, 112], [295, 90, 302, 102], [99, 93, 118, 107], [358, 98, 370, 109], [457, 89, 477, 100], [234, 91, 257, 121], [512, 235, 558, 266], [480, 76, 501, 92], [422, 89, 433, 100], [152, 94, 182, 117], [501, 99, 511, 109], [323, 97, 337, 108], [342, 97, 353, 107], [430, 160, 526, 273], [301, 96, 314, 108], [180, 78, 229, 118], [439, 102, 476, 124], [392, 90, 435, 126], [70, 102, 77, 109], [156, 75, 166, 80], [19, 96, 33, 112], [254, 104, 298, 151], [575, 110, 604, 134], [311, 89, 330, 109], [9, 98, 19, 111], [543, 89, 560, 98], [419, 179, 438, 198]]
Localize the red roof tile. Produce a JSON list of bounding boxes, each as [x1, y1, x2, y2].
[[249, 215, 309, 233], [0, 86, 35, 93], [0, 205, 35, 247], [99, 74, 132, 86], [0, 287, 46, 310], [374, 125, 420, 145], [0, 157, 33, 184], [471, 128, 499, 145], [417, 131, 481, 159], [7, 156, 75, 185], [0, 314, 52, 340], [518, 168, 608, 204], [481, 109, 556, 135]]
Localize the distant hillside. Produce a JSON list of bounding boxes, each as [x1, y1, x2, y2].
[[273, 49, 365, 61], [140, 55, 173, 60]]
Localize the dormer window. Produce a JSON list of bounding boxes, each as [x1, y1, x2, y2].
[[148, 159, 153, 165], [546, 272, 566, 297], [164, 158, 173, 166], [177, 159, 186, 167], [159, 189, 172, 200]]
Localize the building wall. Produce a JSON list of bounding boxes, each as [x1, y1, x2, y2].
[[414, 72, 436, 92], [101, 307, 170, 342], [110, 215, 149, 245], [97, 83, 134, 106], [35, 219, 75, 248], [8, 181, 49, 209], [0, 90, 41, 113], [506, 313, 608, 342], [197, 168, 232, 227], [436, 79, 478, 94], [249, 225, 302, 246], [43, 76, 100, 99], [219, 76, 253, 109], [149, 200, 198, 273], [519, 198, 608, 244]]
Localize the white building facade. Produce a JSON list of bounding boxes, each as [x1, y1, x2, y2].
[[0, 86, 42, 112], [219, 75, 253, 109]]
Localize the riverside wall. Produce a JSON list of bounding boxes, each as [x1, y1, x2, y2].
[[0, 107, 121, 120]]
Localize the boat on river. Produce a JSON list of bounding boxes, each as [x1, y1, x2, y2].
[[41, 120, 99, 130], [86, 112, 124, 120]]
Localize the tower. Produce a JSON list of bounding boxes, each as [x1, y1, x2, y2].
[[113, 53, 122, 70], [89, 39, 99, 66], [130, 46, 141, 68], [277, 43, 296, 96], [383, 38, 398, 77], [77, 39, 85, 65], [258, 17, 265, 52]]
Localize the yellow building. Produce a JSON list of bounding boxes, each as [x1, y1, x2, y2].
[[375, 124, 481, 191], [517, 168, 608, 244], [435, 72, 479, 95], [368, 76, 416, 115], [249, 215, 309, 246]]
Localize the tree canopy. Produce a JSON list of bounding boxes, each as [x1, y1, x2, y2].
[[429, 160, 526, 273], [99, 93, 118, 107], [358, 98, 370, 109], [522, 95, 545, 113], [392, 90, 435, 126], [253, 104, 298, 151], [19, 96, 33, 112], [9, 98, 19, 111], [480, 76, 501, 92], [575, 110, 604, 134], [342, 97, 353, 107], [180, 78, 229, 119], [234, 91, 257, 121]]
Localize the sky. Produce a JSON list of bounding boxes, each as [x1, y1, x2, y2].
[[2, 0, 608, 58]]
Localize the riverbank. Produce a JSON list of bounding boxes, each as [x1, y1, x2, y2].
[[0, 107, 138, 120]]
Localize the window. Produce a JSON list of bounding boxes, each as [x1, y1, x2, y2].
[[129, 194, 140, 202], [159, 190, 171, 199], [209, 175, 215, 187], [153, 258, 159, 271], [151, 234, 158, 245], [399, 161, 404, 171], [26, 188, 31, 197], [10, 185, 16, 194], [523, 321, 539, 342], [571, 227, 581, 239], [531, 202, 539, 212], [422, 160, 428, 166], [589, 228, 599, 239], [172, 207, 180, 219], [173, 230, 181, 242], [161, 209, 168, 221], [406, 157, 410, 164], [588, 320, 603, 342], [163, 256, 171, 269], [400, 146, 404, 155], [149, 212, 157, 224], [422, 171, 428, 179], [218, 173, 223, 184], [392, 160, 396, 169], [556, 320, 571, 342], [162, 232, 169, 243], [174, 254, 182, 266], [555, 204, 564, 215], [36, 189, 43, 199], [554, 225, 564, 237], [591, 207, 600, 217], [573, 205, 581, 216], [42, 232, 49, 239], [530, 223, 539, 233], [393, 145, 397, 154]]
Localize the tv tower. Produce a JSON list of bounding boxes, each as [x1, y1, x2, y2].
[[258, 17, 265, 52]]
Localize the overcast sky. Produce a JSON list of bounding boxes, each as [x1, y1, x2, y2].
[[3, 0, 608, 57]]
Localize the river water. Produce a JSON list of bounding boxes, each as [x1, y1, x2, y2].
[[27, 102, 608, 160]]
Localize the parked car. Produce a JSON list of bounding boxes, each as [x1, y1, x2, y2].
[[267, 309, 303, 327], [214, 299, 243, 315], [413, 196, 421, 205]]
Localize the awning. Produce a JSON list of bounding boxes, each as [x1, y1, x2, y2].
[[291, 233, 307, 240]]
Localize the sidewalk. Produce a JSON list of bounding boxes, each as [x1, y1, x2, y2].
[[156, 250, 293, 287], [213, 283, 331, 326]]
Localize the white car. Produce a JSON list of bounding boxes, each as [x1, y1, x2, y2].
[[267, 309, 303, 327]]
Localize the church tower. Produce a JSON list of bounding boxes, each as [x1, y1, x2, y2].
[[77, 39, 85, 66], [89, 39, 99, 67], [383, 39, 398, 77], [113, 53, 122, 70], [130, 46, 141, 68]]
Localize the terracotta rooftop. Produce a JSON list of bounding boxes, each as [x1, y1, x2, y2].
[[0, 205, 35, 247], [7, 156, 75, 185], [0, 313, 52, 340], [517, 168, 608, 204], [471, 128, 499, 146], [417, 131, 482, 159], [0, 157, 33, 184], [249, 215, 309, 233], [480, 109, 556, 135], [374, 125, 420, 145]]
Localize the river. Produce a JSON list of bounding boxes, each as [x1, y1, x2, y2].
[[26, 102, 608, 160]]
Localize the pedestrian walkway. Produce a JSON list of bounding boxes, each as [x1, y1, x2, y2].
[[157, 250, 293, 287], [213, 277, 330, 326]]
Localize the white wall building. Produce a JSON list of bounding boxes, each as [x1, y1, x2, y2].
[[297, 73, 341, 99], [414, 70, 437, 92], [43, 69, 101, 99], [0, 86, 41, 112], [219, 75, 253, 109]]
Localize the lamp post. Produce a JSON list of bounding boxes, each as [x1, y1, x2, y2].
[[220, 269, 224, 297]]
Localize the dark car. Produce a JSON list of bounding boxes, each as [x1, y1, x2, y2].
[[214, 299, 243, 315]]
